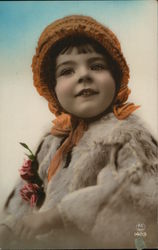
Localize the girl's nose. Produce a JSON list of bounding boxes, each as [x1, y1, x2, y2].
[[78, 67, 92, 84], [78, 75, 92, 84]]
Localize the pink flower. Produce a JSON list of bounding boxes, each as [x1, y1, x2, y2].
[[19, 159, 34, 181], [20, 183, 40, 207], [30, 193, 38, 207]]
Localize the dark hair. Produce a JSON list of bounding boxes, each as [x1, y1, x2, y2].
[[41, 34, 122, 94]]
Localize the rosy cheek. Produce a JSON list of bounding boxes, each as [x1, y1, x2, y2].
[[55, 81, 72, 97]]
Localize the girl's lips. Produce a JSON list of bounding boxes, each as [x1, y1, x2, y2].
[[75, 88, 99, 97]]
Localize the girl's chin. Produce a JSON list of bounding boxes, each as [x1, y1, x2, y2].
[[69, 107, 113, 121]]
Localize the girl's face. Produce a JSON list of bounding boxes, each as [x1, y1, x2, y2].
[[55, 46, 116, 118]]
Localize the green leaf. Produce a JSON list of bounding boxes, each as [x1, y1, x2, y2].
[[19, 142, 35, 157], [20, 142, 30, 150], [25, 153, 35, 161]]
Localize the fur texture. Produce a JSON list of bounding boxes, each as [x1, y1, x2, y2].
[[1, 113, 158, 248]]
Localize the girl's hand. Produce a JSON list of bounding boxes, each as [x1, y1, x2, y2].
[[15, 213, 46, 240], [15, 206, 63, 240]]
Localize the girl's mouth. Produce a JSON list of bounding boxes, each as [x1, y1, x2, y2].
[[76, 88, 99, 97]]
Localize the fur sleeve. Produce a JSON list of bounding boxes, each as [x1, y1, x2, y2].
[[0, 179, 33, 230], [57, 127, 158, 247]]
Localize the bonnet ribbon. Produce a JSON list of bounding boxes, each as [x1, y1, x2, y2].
[[47, 113, 88, 181], [113, 86, 140, 119]]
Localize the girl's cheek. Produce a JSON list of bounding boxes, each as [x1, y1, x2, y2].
[[55, 81, 72, 97], [96, 71, 114, 81]]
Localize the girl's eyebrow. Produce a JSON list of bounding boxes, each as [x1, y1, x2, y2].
[[56, 56, 106, 70], [56, 60, 75, 70], [88, 56, 106, 63]]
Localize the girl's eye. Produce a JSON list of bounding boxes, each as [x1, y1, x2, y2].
[[59, 68, 74, 76], [90, 63, 106, 71]]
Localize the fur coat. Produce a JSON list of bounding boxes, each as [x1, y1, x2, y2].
[[1, 113, 158, 248]]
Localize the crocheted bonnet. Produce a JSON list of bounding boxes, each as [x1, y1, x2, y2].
[[31, 15, 139, 180]]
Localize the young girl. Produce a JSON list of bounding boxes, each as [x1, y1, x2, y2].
[[0, 15, 157, 248]]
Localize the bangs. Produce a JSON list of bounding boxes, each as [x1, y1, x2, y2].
[[60, 44, 95, 55], [54, 34, 103, 55]]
